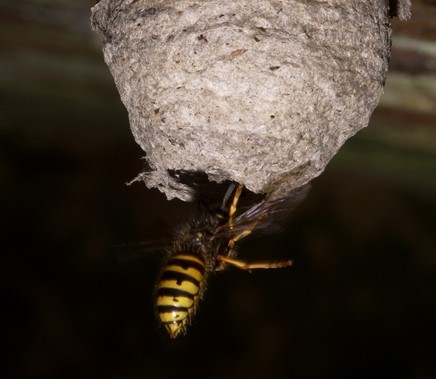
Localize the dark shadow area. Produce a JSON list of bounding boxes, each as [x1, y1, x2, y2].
[[1, 1, 435, 379]]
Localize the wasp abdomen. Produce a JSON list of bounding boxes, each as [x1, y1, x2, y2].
[[156, 253, 206, 338]]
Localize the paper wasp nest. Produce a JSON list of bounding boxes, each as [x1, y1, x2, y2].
[[92, 0, 411, 201]]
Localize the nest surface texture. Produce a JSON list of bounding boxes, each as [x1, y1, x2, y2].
[[92, 0, 395, 200]]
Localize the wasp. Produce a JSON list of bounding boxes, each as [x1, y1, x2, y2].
[[155, 183, 308, 338]]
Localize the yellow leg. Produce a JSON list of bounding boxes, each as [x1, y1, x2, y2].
[[228, 184, 243, 230], [227, 229, 252, 250], [217, 255, 293, 270], [222, 187, 292, 272], [227, 208, 266, 250]]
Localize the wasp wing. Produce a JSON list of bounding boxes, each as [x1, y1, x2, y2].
[[210, 184, 310, 238]]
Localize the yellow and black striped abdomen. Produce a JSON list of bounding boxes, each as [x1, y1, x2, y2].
[[156, 253, 206, 338]]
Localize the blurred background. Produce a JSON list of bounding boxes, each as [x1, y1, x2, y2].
[[1, 1, 435, 378]]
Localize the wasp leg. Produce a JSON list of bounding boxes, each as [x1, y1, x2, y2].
[[217, 255, 293, 270], [227, 229, 252, 251], [228, 184, 243, 230], [227, 207, 268, 250]]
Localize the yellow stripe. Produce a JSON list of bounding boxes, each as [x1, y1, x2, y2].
[[172, 254, 204, 266], [159, 309, 188, 323], [158, 279, 199, 295], [165, 264, 203, 282], [157, 295, 194, 308]]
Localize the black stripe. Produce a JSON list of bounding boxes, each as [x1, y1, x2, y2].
[[157, 305, 189, 314], [167, 258, 205, 274], [157, 287, 195, 300], [160, 270, 200, 288]]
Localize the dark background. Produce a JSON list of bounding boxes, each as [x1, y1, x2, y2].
[[1, 1, 436, 378]]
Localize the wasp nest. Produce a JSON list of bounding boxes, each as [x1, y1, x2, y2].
[[91, 0, 411, 201]]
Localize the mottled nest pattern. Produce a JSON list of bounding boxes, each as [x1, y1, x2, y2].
[[92, 0, 411, 201]]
